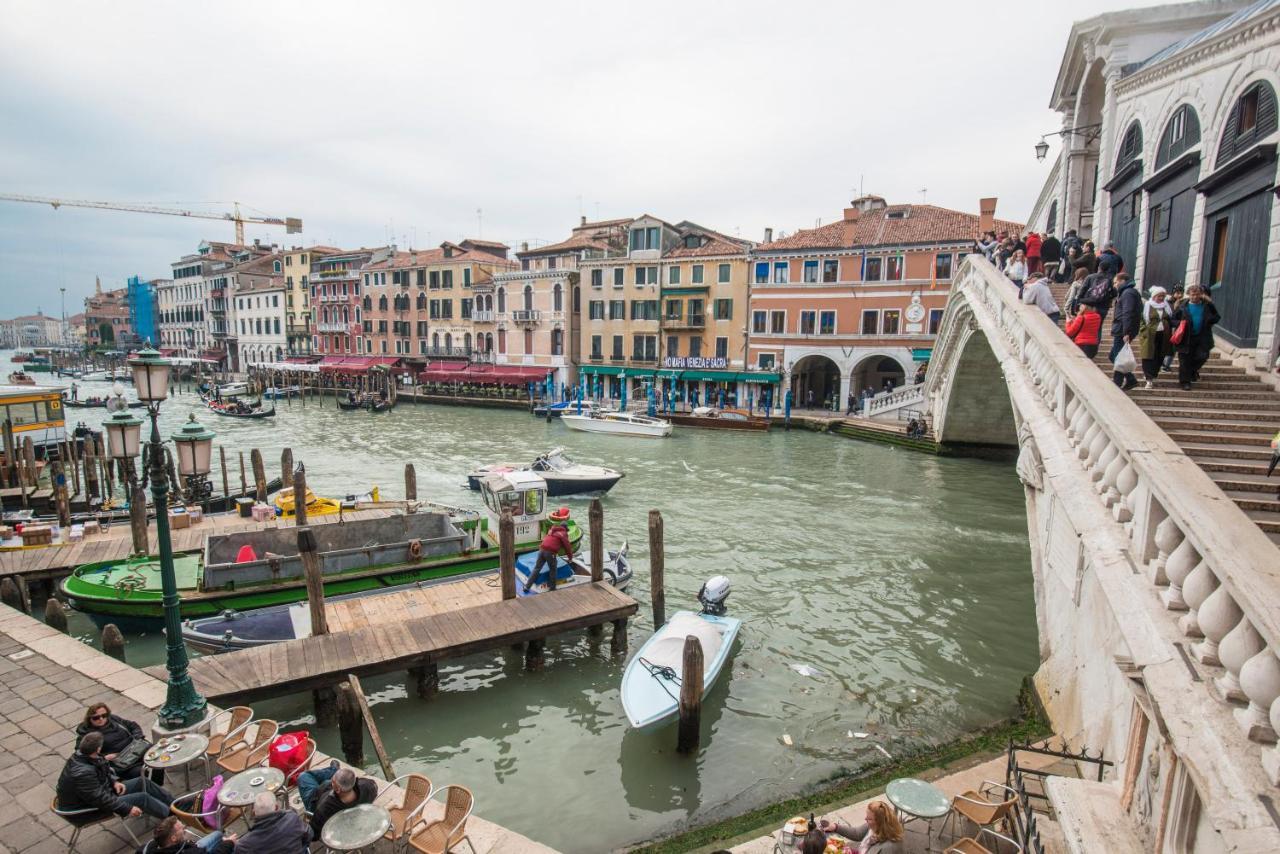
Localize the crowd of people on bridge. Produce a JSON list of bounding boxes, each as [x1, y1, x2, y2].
[[985, 228, 1219, 392]]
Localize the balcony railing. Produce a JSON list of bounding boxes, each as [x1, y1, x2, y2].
[[664, 315, 705, 329], [313, 269, 357, 280], [422, 347, 473, 359], [316, 322, 351, 333], [512, 309, 541, 323], [473, 310, 494, 322]]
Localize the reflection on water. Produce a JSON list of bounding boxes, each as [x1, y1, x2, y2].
[[22, 362, 1036, 853]]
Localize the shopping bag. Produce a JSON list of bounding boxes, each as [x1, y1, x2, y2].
[[1113, 341, 1138, 374], [268, 730, 311, 783], [1170, 319, 1188, 346]]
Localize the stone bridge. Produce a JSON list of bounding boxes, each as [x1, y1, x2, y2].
[[924, 257, 1280, 852]]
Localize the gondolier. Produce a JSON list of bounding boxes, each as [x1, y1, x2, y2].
[[524, 510, 574, 593]]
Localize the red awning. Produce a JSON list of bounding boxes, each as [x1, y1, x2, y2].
[[319, 355, 402, 374], [200, 349, 225, 361], [417, 363, 552, 385], [417, 361, 471, 383], [283, 355, 321, 364]]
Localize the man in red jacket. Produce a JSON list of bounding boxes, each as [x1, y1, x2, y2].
[[525, 522, 573, 593], [1025, 231, 1043, 275]]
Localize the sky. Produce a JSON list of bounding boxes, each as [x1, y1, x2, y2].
[[0, 0, 1169, 317]]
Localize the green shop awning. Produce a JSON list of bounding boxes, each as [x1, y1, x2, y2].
[[661, 286, 710, 295], [681, 369, 742, 382], [738, 372, 781, 383], [579, 365, 624, 376], [911, 348, 933, 361]]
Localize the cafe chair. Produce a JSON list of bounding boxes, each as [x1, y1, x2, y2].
[[170, 789, 241, 835], [53, 795, 141, 853], [281, 737, 317, 791], [206, 706, 254, 760], [379, 773, 434, 849], [406, 784, 475, 854], [945, 826, 1023, 853], [216, 718, 278, 775], [945, 780, 1018, 838]]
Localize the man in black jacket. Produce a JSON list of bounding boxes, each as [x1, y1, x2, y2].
[[309, 766, 378, 837], [137, 816, 236, 853], [57, 731, 173, 819], [1040, 232, 1062, 281], [236, 793, 311, 854], [1109, 273, 1142, 390]]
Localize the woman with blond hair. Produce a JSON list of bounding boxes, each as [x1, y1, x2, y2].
[[819, 800, 905, 853]]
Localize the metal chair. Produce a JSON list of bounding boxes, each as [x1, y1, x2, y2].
[[945, 826, 1023, 853], [53, 795, 141, 853], [946, 780, 1018, 839], [281, 736, 317, 791], [215, 718, 278, 775], [206, 706, 254, 761], [379, 772, 434, 850], [169, 789, 241, 836], [405, 784, 475, 854]]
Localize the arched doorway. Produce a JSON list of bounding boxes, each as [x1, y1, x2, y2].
[[851, 355, 907, 395], [790, 354, 840, 408]]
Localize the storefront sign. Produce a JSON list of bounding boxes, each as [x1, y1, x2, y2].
[[662, 356, 727, 369]]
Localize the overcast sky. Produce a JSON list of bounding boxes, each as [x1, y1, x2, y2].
[[0, 0, 1167, 317]]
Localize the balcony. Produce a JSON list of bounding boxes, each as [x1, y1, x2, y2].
[[316, 322, 351, 333], [313, 269, 357, 280], [422, 346, 473, 359], [473, 310, 494, 322], [512, 309, 541, 324], [664, 315, 705, 330]]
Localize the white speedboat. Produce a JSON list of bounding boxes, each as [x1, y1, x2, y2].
[[561, 410, 673, 438], [466, 448, 624, 496], [620, 577, 740, 730]]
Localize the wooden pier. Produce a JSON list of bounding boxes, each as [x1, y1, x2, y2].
[[153, 581, 638, 704]]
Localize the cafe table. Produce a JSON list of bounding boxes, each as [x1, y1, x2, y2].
[[143, 732, 209, 791], [217, 766, 286, 828], [320, 803, 393, 853], [886, 777, 951, 851]]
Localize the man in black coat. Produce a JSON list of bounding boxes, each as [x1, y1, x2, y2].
[[57, 731, 173, 819], [1040, 232, 1062, 281], [236, 792, 311, 854], [1109, 273, 1142, 390], [308, 767, 379, 837]]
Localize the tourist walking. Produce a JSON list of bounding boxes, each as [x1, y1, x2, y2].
[[1171, 284, 1220, 390], [1025, 231, 1043, 275], [1040, 231, 1062, 281], [1066, 304, 1102, 358], [1074, 242, 1098, 276], [1109, 273, 1142, 390], [1137, 286, 1174, 389], [846, 391, 856, 415], [977, 231, 999, 263], [1021, 274, 1061, 325], [1064, 267, 1090, 314], [1061, 229, 1083, 256], [1164, 284, 1185, 370], [1005, 250, 1028, 292], [1078, 258, 1120, 327], [1099, 241, 1125, 274]]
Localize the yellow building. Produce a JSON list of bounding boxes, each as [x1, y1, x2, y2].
[[281, 245, 339, 355]]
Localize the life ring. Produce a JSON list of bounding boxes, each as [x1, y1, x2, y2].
[[407, 539, 422, 560]]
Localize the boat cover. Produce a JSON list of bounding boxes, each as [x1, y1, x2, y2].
[[643, 613, 724, 672], [515, 551, 574, 584]]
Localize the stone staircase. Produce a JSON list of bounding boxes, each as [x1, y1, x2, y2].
[[1047, 279, 1280, 543]]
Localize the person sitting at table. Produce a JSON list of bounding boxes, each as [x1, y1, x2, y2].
[[819, 801, 904, 853], [137, 815, 237, 853], [235, 792, 311, 854], [76, 701, 160, 783], [57, 731, 174, 820], [308, 766, 378, 837]]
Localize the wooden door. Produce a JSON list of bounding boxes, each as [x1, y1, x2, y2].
[[1201, 167, 1275, 348]]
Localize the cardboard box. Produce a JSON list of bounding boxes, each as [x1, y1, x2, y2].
[[186, 506, 203, 524], [168, 510, 191, 530], [20, 525, 53, 546]]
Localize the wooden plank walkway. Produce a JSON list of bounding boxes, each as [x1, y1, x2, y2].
[[326, 575, 502, 632], [155, 582, 638, 704], [0, 506, 399, 582]]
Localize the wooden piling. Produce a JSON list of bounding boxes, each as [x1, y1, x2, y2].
[[404, 464, 417, 501], [219, 446, 230, 503], [336, 682, 365, 765], [611, 618, 628, 656], [250, 449, 267, 503], [52, 461, 71, 527], [82, 435, 99, 501], [299, 524, 334, 724], [499, 510, 516, 601], [238, 451, 247, 497], [347, 674, 395, 781], [2, 420, 16, 487], [293, 464, 309, 527], [676, 634, 704, 754], [648, 509, 666, 630], [130, 485, 148, 554], [589, 499, 604, 583], [101, 624, 126, 662], [0, 578, 25, 613], [44, 598, 69, 634], [408, 662, 439, 700], [525, 638, 545, 671], [96, 436, 113, 498], [280, 447, 293, 488]]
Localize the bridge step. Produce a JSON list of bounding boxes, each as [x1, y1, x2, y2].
[[1195, 457, 1277, 476], [1207, 470, 1280, 493], [1151, 415, 1277, 435], [1164, 431, 1274, 448], [1130, 387, 1280, 401], [1144, 406, 1280, 423], [1181, 443, 1277, 462], [1221, 489, 1280, 514]]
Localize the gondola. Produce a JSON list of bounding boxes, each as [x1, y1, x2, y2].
[[62, 396, 145, 409], [338, 394, 392, 412], [207, 404, 276, 419]]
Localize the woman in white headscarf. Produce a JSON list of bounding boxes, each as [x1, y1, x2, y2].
[[1137, 285, 1174, 389]]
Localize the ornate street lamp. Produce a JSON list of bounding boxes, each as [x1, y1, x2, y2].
[[1033, 123, 1103, 161], [127, 345, 208, 730], [172, 414, 215, 506]]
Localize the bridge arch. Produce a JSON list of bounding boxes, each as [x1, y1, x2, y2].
[[851, 353, 907, 395], [789, 354, 840, 408], [928, 302, 1018, 454]]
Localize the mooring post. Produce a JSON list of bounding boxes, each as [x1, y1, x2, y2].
[[404, 464, 417, 501], [130, 485, 148, 554], [676, 634, 704, 754], [293, 464, 309, 527], [83, 433, 99, 501], [649, 509, 666, 630], [0, 578, 25, 613], [52, 460, 71, 528], [101, 624, 126, 662], [250, 449, 267, 504], [525, 637, 546, 671], [611, 618, 628, 656], [499, 510, 516, 601], [238, 451, 248, 497], [280, 447, 293, 488], [408, 662, 439, 700], [590, 499, 604, 583], [336, 682, 365, 765], [44, 598, 68, 634], [2, 420, 16, 487], [219, 446, 230, 504], [347, 674, 395, 781], [299, 525, 334, 724]]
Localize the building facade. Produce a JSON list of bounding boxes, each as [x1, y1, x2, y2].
[[163, 240, 272, 363], [126, 276, 160, 346], [1028, 0, 1280, 366], [311, 248, 379, 356], [229, 251, 287, 369], [749, 196, 1018, 409], [0, 312, 66, 349], [83, 280, 132, 351], [281, 245, 339, 356]]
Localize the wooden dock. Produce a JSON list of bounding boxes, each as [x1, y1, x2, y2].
[[155, 581, 637, 704]]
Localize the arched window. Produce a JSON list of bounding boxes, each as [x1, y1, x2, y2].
[[485, 333, 494, 352], [1155, 104, 1201, 169], [444, 333, 452, 351], [551, 328, 563, 356], [1216, 81, 1277, 167], [432, 332, 440, 349], [378, 295, 388, 311], [417, 293, 427, 310], [1115, 120, 1143, 171], [523, 285, 533, 312], [464, 333, 472, 353], [553, 283, 562, 312], [363, 296, 372, 310], [497, 288, 506, 313]]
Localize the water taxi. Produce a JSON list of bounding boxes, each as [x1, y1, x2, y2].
[[466, 448, 624, 496], [561, 410, 673, 438], [7, 371, 36, 386], [0, 385, 66, 456]]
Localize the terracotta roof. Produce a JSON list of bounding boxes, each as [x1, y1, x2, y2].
[[665, 236, 750, 258], [573, 217, 633, 232], [233, 253, 284, 275], [459, 238, 509, 251], [760, 204, 1024, 251], [517, 233, 610, 257], [362, 246, 517, 271]]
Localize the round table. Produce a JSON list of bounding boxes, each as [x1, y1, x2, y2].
[[320, 803, 392, 852], [886, 777, 950, 849], [217, 766, 286, 808], [144, 733, 209, 790]]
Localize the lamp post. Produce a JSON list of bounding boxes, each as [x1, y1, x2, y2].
[[172, 414, 215, 507], [1034, 123, 1103, 161], [127, 345, 209, 729], [103, 406, 144, 488]]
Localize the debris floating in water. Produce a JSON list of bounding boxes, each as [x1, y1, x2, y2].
[[782, 734, 793, 746], [874, 744, 893, 760], [790, 663, 822, 678], [853, 731, 869, 739]]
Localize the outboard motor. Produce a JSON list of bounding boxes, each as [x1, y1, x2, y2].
[[697, 575, 731, 616]]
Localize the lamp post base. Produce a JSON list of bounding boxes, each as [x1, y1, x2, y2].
[[149, 707, 215, 741]]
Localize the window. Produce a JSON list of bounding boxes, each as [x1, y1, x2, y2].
[[773, 262, 788, 283], [612, 335, 623, 359], [861, 310, 879, 334], [417, 270, 426, 287], [689, 336, 702, 358], [803, 260, 819, 282], [752, 310, 767, 334], [666, 336, 679, 358], [714, 298, 732, 320], [551, 329, 563, 355], [934, 254, 953, 280], [864, 257, 882, 281], [819, 310, 836, 335], [668, 266, 681, 285], [758, 353, 776, 369], [928, 309, 945, 335], [274, 318, 280, 334], [883, 309, 900, 334], [1171, 107, 1186, 143], [589, 300, 605, 320], [688, 298, 703, 322], [1209, 218, 1229, 284], [429, 299, 440, 319], [461, 298, 473, 319], [429, 271, 440, 289], [442, 301, 453, 319], [609, 300, 626, 320], [886, 256, 904, 281], [769, 310, 785, 334], [613, 267, 624, 287], [754, 262, 769, 284], [691, 265, 704, 284], [378, 320, 388, 333], [553, 284, 563, 312], [630, 299, 659, 320], [715, 337, 728, 359], [591, 335, 602, 358], [665, 299, 683, 320], [417, 320, 429, 337], [591, 269, 603, 289], [632, 334, 657, 360], [463, 268, 471, 288], [799, 310, 816, 334], [497, 288, 505, 313], [1149, 201, 1171, 243], [442, 270, 453, 288], [630, 226, 661, 251], [822, 259, 838, 283], [1238, 87, 1259, 135]]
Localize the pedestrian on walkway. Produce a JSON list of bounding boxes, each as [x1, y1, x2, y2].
[[1109, 273, 1142, 390], [1075, 242, 1098, 276], [1021, 274, 1061, 325], [1164, 284, 1186, 370], [1041, 231, 1062, 281], [1064, 267, 1090, 315], [846, 391, 856, 415], [1025, 231, 1043, 275], [1171, 284, 1220, 390], [1066, 304, 1102, 358], [1005, 250, 1028, 292], [1137, 286, 1174, 389]]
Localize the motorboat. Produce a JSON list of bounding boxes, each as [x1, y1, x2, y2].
[[263, 385, 301, 399], [466, 447, 624, 496], [666, 406, 770, 432], [206, 381, 252, 398], [621, 576, 740, 730], [7, 371, 35, 386], [273, 485, 380, 518], [182, 543, 632, 652], [561, 410, 673, 438], [206, 399, 275, 418]]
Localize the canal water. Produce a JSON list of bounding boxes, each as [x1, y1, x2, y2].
[[16, 364, 1037, 853]]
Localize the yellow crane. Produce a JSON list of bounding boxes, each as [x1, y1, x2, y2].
[[0, 194, 302, 245]]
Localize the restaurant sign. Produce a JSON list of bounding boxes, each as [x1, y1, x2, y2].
[[663, 356, 728, 369]]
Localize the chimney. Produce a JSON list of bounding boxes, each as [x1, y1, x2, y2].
[[979, 198, 998, 234], [763, 227, 773, 243], [521, 241, 529, 252], [580, 215, 587, 226]]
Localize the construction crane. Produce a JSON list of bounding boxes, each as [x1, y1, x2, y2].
[[0, 194, 302, 245]]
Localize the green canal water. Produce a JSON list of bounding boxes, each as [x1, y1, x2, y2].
[[19, 365, 1037, 853]]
